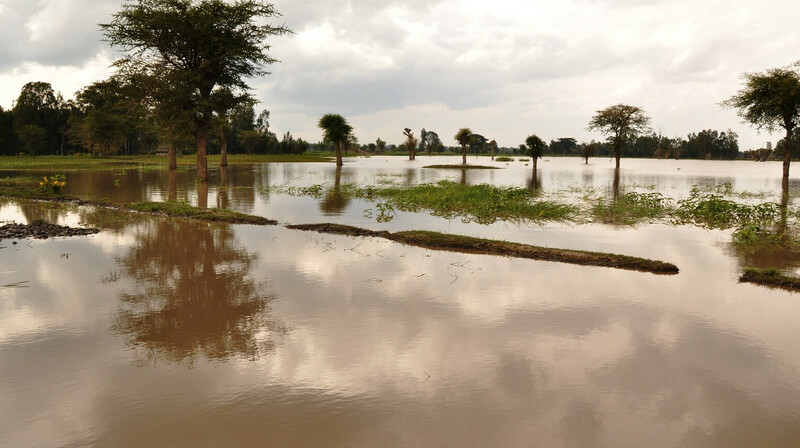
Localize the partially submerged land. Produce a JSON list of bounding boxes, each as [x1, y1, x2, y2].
[[2, 161, 799, 283], [287, 223, 679, 274], [740, 268, 800, 293]]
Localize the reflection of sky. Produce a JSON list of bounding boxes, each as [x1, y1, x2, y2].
[[2, 204, 800, 446], [2, 156, 800, 447]]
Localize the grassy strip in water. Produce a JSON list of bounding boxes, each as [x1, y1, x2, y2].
[[422, 164, 500, 169], [286, 223, 679, 274], [126, 201, 276, 224], [739, 268, 800, 292], [0, 154, 332, 170]]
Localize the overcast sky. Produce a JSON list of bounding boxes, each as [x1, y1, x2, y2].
[[1, 0, 799, 149]]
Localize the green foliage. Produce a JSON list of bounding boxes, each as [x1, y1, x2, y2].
[[495, 156, 513, 162], [723, 67, 800, 135], [524, 134, 547, 159], [37, 174, 67, 194]]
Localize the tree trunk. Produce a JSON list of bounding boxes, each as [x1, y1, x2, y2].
[[784, 128, 792, 179], [533, 156, 538, 175], [219, 128, 228, 167], [461, 145, 467, 164], [614, 145, 621, 169], [196, 131, 209, 182], [335, 140, 343, 166], [168, 144, 177, 170]]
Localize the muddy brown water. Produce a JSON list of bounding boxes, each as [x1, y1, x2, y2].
[[1, 157, 800, 447]]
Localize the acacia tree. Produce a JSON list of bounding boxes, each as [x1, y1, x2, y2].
[[318, 113, 352, 166], [102, 0, 290, 181], [489, 139, 498, 160], [723, 67, 800, 179], [454, 128, 472, 164], [587, 104, 651, 168], [525, 134, 547, 174]]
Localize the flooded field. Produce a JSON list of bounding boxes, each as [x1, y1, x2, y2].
[[2, 156, 800, 447]]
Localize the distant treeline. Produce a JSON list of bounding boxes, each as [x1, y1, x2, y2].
[[0, 80, 793, 160], [0, 81, 309, 157]]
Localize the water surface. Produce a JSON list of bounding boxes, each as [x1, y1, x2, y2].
[[1, 157, 800, 447]]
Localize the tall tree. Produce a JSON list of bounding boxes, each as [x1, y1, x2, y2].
[[587, 103, 651, 168], [318, 113, 352, 166], [12, 81, 66, 156], [454, 128, 472, 164], [102, 0, 290, 181], [525, 134, 547, 174], [723, 66, 800, 179]]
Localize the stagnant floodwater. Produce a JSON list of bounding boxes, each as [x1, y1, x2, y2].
[[2, 157, 800, 447]]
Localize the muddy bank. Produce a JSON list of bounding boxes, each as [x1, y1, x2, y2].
[[286, 223, 679, 275], [0, 222, 100, 241]]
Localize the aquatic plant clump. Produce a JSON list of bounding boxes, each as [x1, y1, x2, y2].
[[356, 181, 578, 224], [674, 188, 781, 229], [592, 192, 673, 225], [38, 174, 67, 194]]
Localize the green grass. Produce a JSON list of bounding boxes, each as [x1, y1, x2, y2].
[[494, 156, 514, 162]]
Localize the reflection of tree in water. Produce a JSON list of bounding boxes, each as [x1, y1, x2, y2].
[[112, 219, 286, 364], [319, 167, 350, 215], [18, 201, 68, 224]]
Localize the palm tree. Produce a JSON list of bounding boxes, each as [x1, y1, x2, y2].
[[454, 128, 472, 164], [318, 114, 353, 166]]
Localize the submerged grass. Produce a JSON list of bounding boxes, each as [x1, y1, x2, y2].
[[740, 268, 800, 292], [126, 201, 276, 224], [592, 192, 672, 225], [286, 223, 679, 274], [356, 181, 578, 224]]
